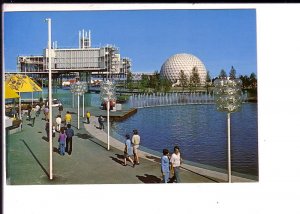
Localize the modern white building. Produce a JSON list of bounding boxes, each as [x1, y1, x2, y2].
[[17, 30, 131, 81], [160, 53, 207, 86]]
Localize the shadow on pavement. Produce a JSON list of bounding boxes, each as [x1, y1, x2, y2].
[[115, 154, 124, 159], [76, 133, 92, 139], [136, 174, 161, 184], [21, 139, 50, 178], [145, 155, 160, 163], [110, 156, 124, 166], [42, 136, 48, 142], [182, 167, 220, 183], [53, 147, 60, 154], [88, 138, 107, 150]]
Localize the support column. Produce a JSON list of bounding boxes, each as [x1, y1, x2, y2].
[[227, 112, 231, 183]]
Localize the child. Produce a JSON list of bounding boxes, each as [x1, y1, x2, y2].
[[161, 148, 170, 183], [123, 134, 135, 167], [86, 111, 91, 124]]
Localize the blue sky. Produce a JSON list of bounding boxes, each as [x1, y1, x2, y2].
[[4, 9, 257, 77]]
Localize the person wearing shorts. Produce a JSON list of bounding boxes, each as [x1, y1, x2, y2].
[[123, 134, 134, 167], [132, 129, 140, 165]]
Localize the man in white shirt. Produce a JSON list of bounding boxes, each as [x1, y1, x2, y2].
[[170, 146, 182, 183], [56, 115, 62, 132], [132, 129, 141, 165]]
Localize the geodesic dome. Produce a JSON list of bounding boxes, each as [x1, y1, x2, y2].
[[160, 53, 207, 85]]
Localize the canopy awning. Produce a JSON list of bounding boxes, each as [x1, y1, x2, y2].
[[5, 74, 42, 92], [5, 83, 20, 99]]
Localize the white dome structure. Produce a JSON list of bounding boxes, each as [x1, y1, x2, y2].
[[160, 53, 207, 86]]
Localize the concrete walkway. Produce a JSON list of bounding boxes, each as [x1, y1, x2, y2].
[[6, 106, 223, 185]]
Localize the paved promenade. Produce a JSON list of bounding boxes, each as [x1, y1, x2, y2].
[[5, 106, 255, 185]]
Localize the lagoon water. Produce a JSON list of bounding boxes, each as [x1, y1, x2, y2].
[[111, 103, 258, 177], [22, 88, 258, 177]]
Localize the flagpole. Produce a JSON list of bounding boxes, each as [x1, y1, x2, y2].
[[46, 18, 53, 180], [107, 101, 110, 150], [78, 94, 80, 129], [82, 93, 85, 117], [19, 92, 21, 119]]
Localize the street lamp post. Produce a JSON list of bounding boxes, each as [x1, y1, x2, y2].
[[81, 82, 88, 117], [100, 80, 116, 150], [214, 78, 242, 183], [71, 81, 86, 129], [45, 18, 53, 180], [70, 83, 75, 108]]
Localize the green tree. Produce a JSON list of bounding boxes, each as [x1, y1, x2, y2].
[[206, 70, 211, 83], [179, 70, 188, 92], [126, 71, 133, 89], [149, 71, 160, 92], [205, 70, 212, 93], [219, 69, 227, 79], [239, 75, 246, 88], [190, 66, 200, 88], [140, 74, 150, 92], [160, 77, 172, 93], [229, 66, 236, 79], [249, 72, 257, 89], [188, 76, 193, 93]]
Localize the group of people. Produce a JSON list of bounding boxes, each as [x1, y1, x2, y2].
[[161, 146, 182, 183], [55, 110, 74, 156], [57, 124, 75, 156], [39, 102, 184, 183], [123, 129, 141, 167], [44, 105, 75, 156], [122, 129, 182, 183]]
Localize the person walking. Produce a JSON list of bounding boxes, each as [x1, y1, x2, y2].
[[98, 115, 104, 130], [44, 106, 49, 121], [65, 124, 74, 155], [11, 108, 17, 118], [161, 149, 170, 183], [35, 104, 41, 117], [45, 120, 50, 141], [58, 127, 67, 156], [55, 115, 62, 132], [58, 104, 63, 116], [170, 146, 183, 183], [65, 111, 72, 125], [31, 112, 36, 127], [123, 134, 135, 167], [132, 129, 141, 165], [86, 111, 91, 124], [27, 104, 32, 121]]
